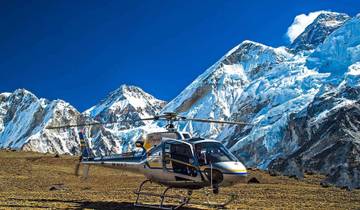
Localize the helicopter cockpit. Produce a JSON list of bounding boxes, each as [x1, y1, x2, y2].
[[193, 141, 238, 166], [140, 135, 245, 188], [163, 139, 240, 175]]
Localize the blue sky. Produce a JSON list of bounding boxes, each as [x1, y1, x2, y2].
[[0, 0, 359, 111]]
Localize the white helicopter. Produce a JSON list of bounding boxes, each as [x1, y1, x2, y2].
[[47, 112, 251, 209]]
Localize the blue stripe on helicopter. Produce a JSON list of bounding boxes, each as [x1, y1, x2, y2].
[[222, 172, 248, 175]]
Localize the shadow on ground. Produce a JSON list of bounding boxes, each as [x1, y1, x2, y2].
[[3, 198, 201, 210]]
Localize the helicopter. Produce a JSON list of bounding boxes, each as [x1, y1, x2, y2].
[[47, 112, 251, 209]]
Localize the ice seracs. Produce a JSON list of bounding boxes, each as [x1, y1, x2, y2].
[[269, 13, 360, 190], [345, 62, 360, 87], [269, 68, 360, 189], [307, 14, 360, 75]]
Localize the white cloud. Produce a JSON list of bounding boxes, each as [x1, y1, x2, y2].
[[286, 11, 331, 43]]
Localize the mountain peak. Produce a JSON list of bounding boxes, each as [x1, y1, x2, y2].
[[224, 40, 270, 58], [306, 14, 360, 75], [0, 92, 11, 98], [84, 85, 166, 128], [0, 89, 83, 154], [118, 84, 140, 92], [102, 85, 165, 109], [12, 88, 37, 98], [238, 40, 265, 48], [110, 85, 154, 100], [221, 39, 291, 70], [290, 11, 350, 52]]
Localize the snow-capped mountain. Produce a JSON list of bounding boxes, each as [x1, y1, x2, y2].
[[307, 14, 360, 75], [85, 85, 166, 130], [0, 92, 11, 133], [84, 85, 166, 155], [269, 15, 360, 189], [0, 89, 84, 154], [162, 40, 293, 138], [163, 39, 329, 168], [0, 11, 359, 189], [290, 11, 350, 52], [0, 86, 165, 156], [269, 70, 360, 189]]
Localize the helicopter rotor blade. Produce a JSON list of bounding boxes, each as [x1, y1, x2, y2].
[[138, 116, 160, 121], [182, 117, 253, 125], [46, 117, 161, 130], [46, 121, 113, 129], [46, 111, 252, 129]]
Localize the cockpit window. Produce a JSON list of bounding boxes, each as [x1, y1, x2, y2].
[[194, 142, 237, 166], [182, 133, 191, 139]]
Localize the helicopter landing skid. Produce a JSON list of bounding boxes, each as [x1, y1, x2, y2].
[[134, 180, 192, 210], [189, 188, 238, 209]]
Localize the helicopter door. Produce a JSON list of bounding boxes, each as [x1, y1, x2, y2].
[[163, 141, 198, 177], [147, 146, 162, 169]]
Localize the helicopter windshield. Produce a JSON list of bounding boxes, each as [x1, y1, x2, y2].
[[194, 142, 237, 166]]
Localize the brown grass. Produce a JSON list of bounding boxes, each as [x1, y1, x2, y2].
[[0, 150, 359, 209]]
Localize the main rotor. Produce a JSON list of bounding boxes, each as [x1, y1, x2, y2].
[[46, 112, 252, 132]]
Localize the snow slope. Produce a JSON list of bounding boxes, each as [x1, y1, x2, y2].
[[290, 12, 350, 52], [162, 41, 294, 138], [0, 86, 165, 156], [84, 85, 166, 155], [307, 14, 360, 75], [0, 89, 84, 154], [269, 14, 360, 189], [85, 85, 165, 130]]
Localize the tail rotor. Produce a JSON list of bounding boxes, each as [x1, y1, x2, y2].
[[75, 129, 92, 179]]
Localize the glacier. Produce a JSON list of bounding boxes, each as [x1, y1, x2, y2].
[[307, 14, 360, 75]]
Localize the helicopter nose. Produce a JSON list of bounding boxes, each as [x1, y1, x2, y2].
[[222, 161, 247, 175], [214, 161, 247, 186]]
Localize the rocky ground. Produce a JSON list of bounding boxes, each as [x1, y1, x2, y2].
[[0, 150, 359, 209]]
